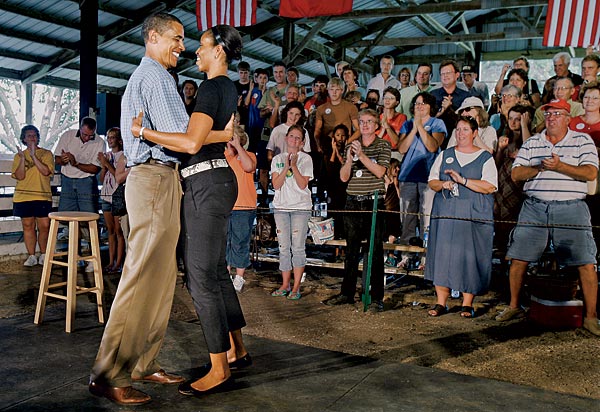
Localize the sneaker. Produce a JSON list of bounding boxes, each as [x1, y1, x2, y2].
[[324, 294, 354, 306], [23, 255, 37, 267], [495, 306, 525, 322], [368, 300, 384, 313], [583, 318, 600, 336], [85, 261, 95, 273], [384, 256, 397, 267], [56, 229, 69, 240], [38, 254, 46, 265], [232, 275, 245, 293]]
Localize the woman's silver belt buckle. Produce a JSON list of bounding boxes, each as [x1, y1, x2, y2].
[[181, 158, 228, 178]]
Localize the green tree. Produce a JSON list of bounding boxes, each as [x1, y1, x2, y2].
[[0, 78, 79, 154]]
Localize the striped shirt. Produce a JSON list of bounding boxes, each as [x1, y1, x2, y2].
[[512, 129, 598, 201], [344, 137, 391, 196], [121, 57, 189, 166]]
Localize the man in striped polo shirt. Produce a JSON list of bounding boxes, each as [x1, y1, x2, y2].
[[325, 109, 391, 312], [496, 99, 600, 336]]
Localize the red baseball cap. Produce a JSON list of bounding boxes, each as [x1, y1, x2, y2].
[[542, 98, 571, 113]]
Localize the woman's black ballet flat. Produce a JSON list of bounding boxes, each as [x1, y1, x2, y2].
[[229, 353, 252, 370], [186, 377, 235, 398], [178, 379, 196, 396]]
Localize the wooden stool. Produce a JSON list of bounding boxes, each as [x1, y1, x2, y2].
[[34, 211, 104, 333]]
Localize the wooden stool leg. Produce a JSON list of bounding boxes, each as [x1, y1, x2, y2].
[[88, 220, 104, 323], [65, 220, 79, 333], [34, 218, 59, 325]]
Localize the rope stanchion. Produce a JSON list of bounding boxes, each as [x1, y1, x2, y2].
[[362, 189, 379, 312]]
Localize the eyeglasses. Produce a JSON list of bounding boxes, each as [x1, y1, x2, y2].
[[359, 119, 377, 125], [440, 71, 455, 77], [553, 86, 572, 91], [502, 93, 517, 98], [460, 107, 477, 113], [543, 111, 569, 118], [414, 102, 428, 106], [383, 96, 396, 100]]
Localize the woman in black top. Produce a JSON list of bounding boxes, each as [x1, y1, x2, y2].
[[131, 25, 248, 396]]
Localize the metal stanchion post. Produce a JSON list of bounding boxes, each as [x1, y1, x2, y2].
[[362, 190, 379, 312]]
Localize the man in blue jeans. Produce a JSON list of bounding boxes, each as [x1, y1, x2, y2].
[[54, 116, 104, 213], [54, 116, 105, 271]]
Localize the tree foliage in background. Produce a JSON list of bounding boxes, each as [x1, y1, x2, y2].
[[0, 78, 79, 154]]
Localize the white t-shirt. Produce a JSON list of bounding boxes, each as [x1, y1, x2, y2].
[[266, 123, 311, 156], [271, 151, 314, 210], [429, 149, 498, 189]]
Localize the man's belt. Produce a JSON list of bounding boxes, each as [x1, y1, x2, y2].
[[138, 158, 179, 170], [181, 158, 229, 179]]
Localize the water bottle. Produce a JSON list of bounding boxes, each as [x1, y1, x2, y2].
[[422, 227, 429, 248], [313, 197, 320, 218]]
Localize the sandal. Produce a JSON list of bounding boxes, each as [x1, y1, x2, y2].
[[287, 291, 301, 300], [428, 304, 448, 317], [271, 288, 290, 297], [460, 306, 475, 318]]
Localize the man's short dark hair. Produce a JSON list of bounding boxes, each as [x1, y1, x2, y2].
[[273, 61, 286, 69], [313, 74, 329, 85], [254, 68, 269, 77], [237, 61, 250, 71], [80, 116, 97, 131], [439, 59, 459, 74], [142, 12, 183, 43]]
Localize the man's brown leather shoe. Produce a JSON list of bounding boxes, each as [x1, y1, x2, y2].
[[132, 369, 185, 384], [89, 380, 151, 405]]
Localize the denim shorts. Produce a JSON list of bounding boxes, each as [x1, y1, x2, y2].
[[226, 209, 256, 269], [506, 197, 597, 266], [100, 199, 112, 213]]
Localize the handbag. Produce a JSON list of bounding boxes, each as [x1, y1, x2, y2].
[[111, 184, 127, 216]]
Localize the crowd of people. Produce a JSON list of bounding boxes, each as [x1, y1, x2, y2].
[[8, 11, 600, 404]]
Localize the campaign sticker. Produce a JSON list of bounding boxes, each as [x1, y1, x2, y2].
[[325, 108, 332, 114], [445, 157, 455, 164], [253, 93, 258, 99], [356, 170, 363, 178], [576, 123, 585, 130]]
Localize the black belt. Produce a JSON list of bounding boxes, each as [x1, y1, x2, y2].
[[347, 194, 384, 202], [136, 158, 179, 170]]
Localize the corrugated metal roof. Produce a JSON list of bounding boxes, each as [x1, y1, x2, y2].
[[0, 0, 568, 94]]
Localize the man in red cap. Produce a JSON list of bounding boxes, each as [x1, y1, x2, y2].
[[496, 98, 600, 337]]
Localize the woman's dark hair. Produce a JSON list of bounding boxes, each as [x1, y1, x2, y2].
[[410, 92, 437, 116], [457, 116, 479, 132], [382, 86, 400, 103], [342, 66, 359, 81], [332, 124, 349, 138], [106, 127, 123, 151], [209, 25, 242, 63], [20, 125, 40, 145], [366, 89, 380, 101], [286, 124, 306, 141], [507, 68, 529, 84], [281, 101, 306, 126]]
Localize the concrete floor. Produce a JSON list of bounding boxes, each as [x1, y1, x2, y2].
[[1, 300, 598, 412]]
